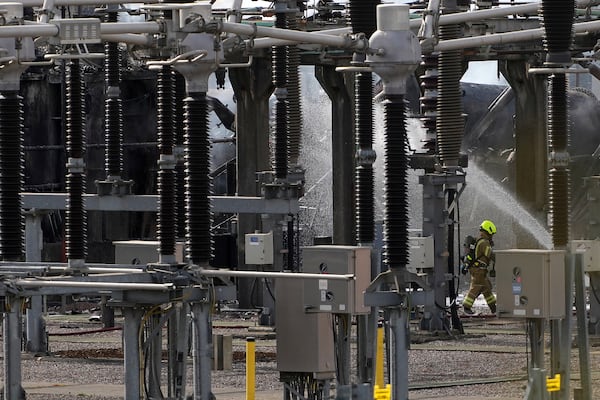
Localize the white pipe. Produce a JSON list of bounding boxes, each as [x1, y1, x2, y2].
[[198, 268, 354, 281], [15, 280, 174, 291], [251, 27, 352, 48], [102, 33, 152, 46], [0, 21, 160, 38], [435, 19, 600, 52], [100, 22, 160, 35], [0, 23, 57, 37], [410, 0, 600, 29], [219, 21, 359, 49], [20, 0, 158, 5]]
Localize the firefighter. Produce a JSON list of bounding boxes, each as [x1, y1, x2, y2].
[[462, 220, 497, 315]]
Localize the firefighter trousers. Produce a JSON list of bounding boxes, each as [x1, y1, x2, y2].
[[463, 267, 496, 310]]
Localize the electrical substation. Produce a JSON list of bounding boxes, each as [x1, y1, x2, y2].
[[1, 0, 600, 399]]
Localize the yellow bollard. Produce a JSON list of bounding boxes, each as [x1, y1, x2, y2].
[[373, 383, 392, 400], [246, 337, 255, 400], [546, 373, 561, 392], [375, 322, 385, 389]]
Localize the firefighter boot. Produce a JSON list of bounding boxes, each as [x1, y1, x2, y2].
[[489, 304, 497, 314]]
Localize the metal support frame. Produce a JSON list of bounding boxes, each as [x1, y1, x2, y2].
[[191, 300, 213, 400], [419, 172, 466, 331], [4, 295, 24, 400]]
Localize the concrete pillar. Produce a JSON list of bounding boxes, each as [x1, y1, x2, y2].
[[229, 56, 273, 308], [500, 59, 548, 219], [314, 65, 355, 246]]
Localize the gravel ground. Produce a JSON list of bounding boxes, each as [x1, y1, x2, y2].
[[3, 310, 599, 399]]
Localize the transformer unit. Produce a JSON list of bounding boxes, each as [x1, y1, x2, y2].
[[302, 246, 371, 314], [495, 249, 565, 319], [571, 239, 600, 272]]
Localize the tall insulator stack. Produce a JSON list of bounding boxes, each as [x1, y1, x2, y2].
[[0, 92, 23, 261], [286, 10, 302, 167], [174, 73, 187, 240], [436, 23, 463, 167], [65, 59, 86, 262], [272, 5, 289, 180], [383, 95, 409, 270], [541, 0, 575, 248], [349, 0, 379, 245], [104, 11, 123, 179], [419, 53, 438, 155], [184, 94, 212, 265], [157, 66, 177, 260]]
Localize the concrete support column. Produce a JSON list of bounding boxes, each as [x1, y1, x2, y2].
[[314, 65, 355, 246], [229, 56, 273, 308], [500, 59, 548, 222]]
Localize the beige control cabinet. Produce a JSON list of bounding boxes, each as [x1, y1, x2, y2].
[[302, 246, 371, 314], [495, 249, 565, 319]]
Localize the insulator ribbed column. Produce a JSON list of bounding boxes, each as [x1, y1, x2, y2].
[[349, 0, 379, 245], [541, 0, 574, 248], [436, 24, 463, 167], [104, 11, 123, 178], [174, 72, 187, 240], [184, 93, 212, 265], [65, 59, 86, 261], [272, 10, 288, 180], [157, 66, 176, 258], [286, 13, 302, 167], [547, 74, 570, 248], [0, 92, 24, 261], [419, 53, 439, 154], [354, 72, 375, 245], [347, 0, 379, 35], [383, 95, 409, 269], [541, 0, 576, 64]]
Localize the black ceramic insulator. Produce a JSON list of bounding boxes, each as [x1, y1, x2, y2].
[[157, 66, 176, 257], [104, 12, 119, 86], [549, 168, 570, 248], [547, 73, 570, 248], [548, 74, 569, 151], [419, 53, 438, 141], [104, 97, 122, 176], [355, 72, 374, 244], [158, 169, 176, 257], [0, 92, 24, 260], [104, 11, 122, 177], [541, 0, 575, 57], [65, 59, 86, 260], [436, 24, 463, 166], [286, 14, 302, 166], [383, 95, 409, 269], [184, 94, 212, 265], [348, 0, 379, 37], [157, 66, 175, 155], [273, 14, 287, 88], [174, 71, 186, 239], [272, 99, 288, 179], [66, 60, 84, 158]]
